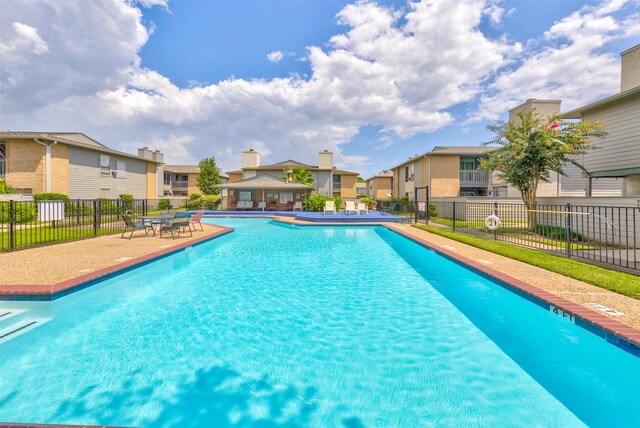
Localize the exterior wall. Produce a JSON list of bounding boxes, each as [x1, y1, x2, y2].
[[5, 139, 45, 193], [50, 143, 69, 195], [68, 146, 149, 199], [146, 163, 157, 199], [429, 155, 460, 197], [580, 93, 640, 174], [188, 173, 199, 195], [624, 174, 640, 195], [314, 171, 331, 195], [621, 44, 640, 92], [366, 177, 393, 200], [228, 172, 242, 183], [339, 174, 357, 198], [509, 99, 561, 121]]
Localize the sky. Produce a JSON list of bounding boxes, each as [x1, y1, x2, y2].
[[1, 0, 639, 179]]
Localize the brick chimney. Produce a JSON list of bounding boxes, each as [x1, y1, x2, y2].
[[621, 44, 640, 92], [137, 146, 154, 160], [508, 99, 561, 122], [318, 150, 333, 170], [242, 149, 261, 169]]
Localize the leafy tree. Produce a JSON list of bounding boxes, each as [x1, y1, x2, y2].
[[197, 157, 222, 195], [356, 176, 365, 183], [481, 111, 606, 229], [282, 168, 314, 186]]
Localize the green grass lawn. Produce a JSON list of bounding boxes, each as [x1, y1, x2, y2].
[[1, 225, 122, 250], [412, 224, 640, 300]]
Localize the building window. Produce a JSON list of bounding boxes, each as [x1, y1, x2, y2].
[[332, 174, 341, 196], [99, 154, 110, 175], [164, 173, 171, 185], [0, 141, 5, 178], [405, 164, 414, 182], [460, 160, 475, 170], [116, 158, 126, 178]]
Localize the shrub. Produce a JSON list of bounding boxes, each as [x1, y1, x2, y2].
[[34, 193, 70, 202], [0, 179, 17, 194], [97, 198, 119, 214], [0, 202, 35, 223], [303, 194, 331, 212], [534, 224, 585, 242], [189, 193, 202, 200], [158, 199, 171, 211], [200, 195, 221, 209], [118, 194, 134, 212], [67, 201, 93, 216], [332, 196, 343, 211], [185, 198, 202, 210], [359, 197, 375, 208], [428, 204, 438, 218]]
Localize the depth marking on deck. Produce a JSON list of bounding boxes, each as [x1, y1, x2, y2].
[[587, 303, 624, 316], [442, 245, 456, 251], [78, 269, 94, 273], [477, 259, 493, 264], [114, 257, 133, 262]]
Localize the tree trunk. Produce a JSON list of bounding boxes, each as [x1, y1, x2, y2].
[[523, 188, 538, 231]]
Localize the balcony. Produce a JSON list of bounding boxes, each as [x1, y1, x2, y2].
[[0, 158, 5, 178], [460, 170, 490, 187], [171, 181, 188, 190]]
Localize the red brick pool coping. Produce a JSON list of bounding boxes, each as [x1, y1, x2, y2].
[[385, 224, 640, 348], [0, 226, 233, 300]]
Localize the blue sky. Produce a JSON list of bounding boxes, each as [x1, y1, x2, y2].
[[1, 0, 639, 178]]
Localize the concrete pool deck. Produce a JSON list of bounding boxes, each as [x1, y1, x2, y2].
[[0, 218, 638, 342]]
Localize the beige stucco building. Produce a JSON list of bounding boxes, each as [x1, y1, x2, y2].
[[0, 132, 163, 199]]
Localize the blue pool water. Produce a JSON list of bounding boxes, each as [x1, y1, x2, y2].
[[0, 218, 638, 427]]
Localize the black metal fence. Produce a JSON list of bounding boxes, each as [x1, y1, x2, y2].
[[0, 198, 191, 251], [416, 200, 639, 273]]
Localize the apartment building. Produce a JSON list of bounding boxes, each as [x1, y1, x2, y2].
[[390, 146, 497, 201], [226, 149, 359, 200], [365, 170, 393, 201], [0, 132, 162, 199], [161, 164, 229, 197]]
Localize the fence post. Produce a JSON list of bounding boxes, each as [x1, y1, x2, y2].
[[452, 201, 456, 231], [565, 203, 572, 258], [9, 200, 16, 250], [93, 200, 98, 236], [143, 199, 147, 216], [494, 201, 498, 240]]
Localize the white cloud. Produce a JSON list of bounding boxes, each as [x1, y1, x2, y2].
[[0, 0, 636, 175], [470, 0, 639, 122], [267, 50, 284, 63]]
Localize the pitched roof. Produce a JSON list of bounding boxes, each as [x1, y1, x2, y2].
[[0, 132, 163, 164], [255, 159, 316, 170], [212, 174, 313, 190], [365, 170, 393, 181], [562, 85, 640, 119], [389, 146, 497, 170], [164, 165, 200, 174]]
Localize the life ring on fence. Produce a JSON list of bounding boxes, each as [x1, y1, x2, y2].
[[484, 214, 502, 230]]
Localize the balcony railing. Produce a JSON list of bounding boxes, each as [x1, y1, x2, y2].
[[171, 181, 188, 190], [460, 170, 490, 186]]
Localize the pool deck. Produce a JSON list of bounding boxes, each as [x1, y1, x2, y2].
[[0, 218, 638, 347], [204, 209, 407, 222]]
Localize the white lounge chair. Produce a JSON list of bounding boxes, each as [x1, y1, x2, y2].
[[324, 200, 336, 215], [293, 201, 303, 211], [356, 202, 368, 215], [344, 200, 358, 215], [257, 201, 267, 211]]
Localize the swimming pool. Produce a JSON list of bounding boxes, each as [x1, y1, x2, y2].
[[0, 217, 638, 426]]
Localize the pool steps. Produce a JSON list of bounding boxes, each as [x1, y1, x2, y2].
[[0, 308, 51, 344]]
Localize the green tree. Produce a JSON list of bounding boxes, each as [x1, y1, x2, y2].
[[197, 157, 222, 195], [283, 168, 314, 186], [480, 111, 606, 229], [356, 176, 365, 183]]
